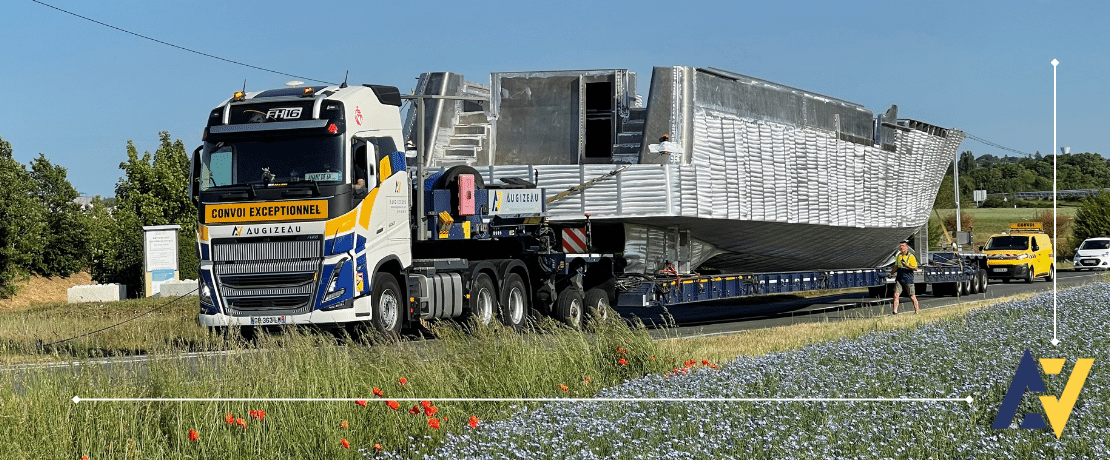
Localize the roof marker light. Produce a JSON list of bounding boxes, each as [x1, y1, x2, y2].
[[302, 87, 315, 97], [232, 91, 246, 102]]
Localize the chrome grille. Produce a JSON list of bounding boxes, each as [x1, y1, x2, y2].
[[226, 295, 314, 315], [212, 240, 322, 262], [220, 272, 315, 290]]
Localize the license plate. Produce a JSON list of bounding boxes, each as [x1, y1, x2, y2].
[[992, 268, 1007, 273], [1081, 259, 1098, 266], [250, 315, 288, 325]]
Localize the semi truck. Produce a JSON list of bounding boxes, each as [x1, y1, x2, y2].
[[188, 80, 986, 333]]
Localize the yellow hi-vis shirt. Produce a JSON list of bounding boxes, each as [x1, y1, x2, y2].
[[895, 253, 917, 270]]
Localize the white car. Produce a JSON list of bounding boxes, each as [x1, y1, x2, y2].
[[1073, 237, 1110, 270]]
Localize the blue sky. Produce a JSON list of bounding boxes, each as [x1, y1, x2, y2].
[[1, 0, 1106, 197]]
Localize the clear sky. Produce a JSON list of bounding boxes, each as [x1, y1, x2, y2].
[[1, 0, 1106, 197]]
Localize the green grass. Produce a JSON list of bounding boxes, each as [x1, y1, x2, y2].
[[1, 282, 1100, 458], [0, 300, 673, 459], [935, 207, 1077, 242]]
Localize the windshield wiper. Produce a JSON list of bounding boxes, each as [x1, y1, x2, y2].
[[283, 180, 322, 197]]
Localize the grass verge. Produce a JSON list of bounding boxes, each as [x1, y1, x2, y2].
[[0, 287, 1072, 458]]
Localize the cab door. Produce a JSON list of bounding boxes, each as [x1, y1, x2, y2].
[[1036, 234, 1054, 276]]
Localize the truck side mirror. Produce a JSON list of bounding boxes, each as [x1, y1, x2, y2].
[[978, 245, 983, 252], [189, 145, 202, 202]]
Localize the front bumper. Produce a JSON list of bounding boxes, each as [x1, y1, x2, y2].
[[1074, 256, 1109, 269], [987, 263, 1030, 279], [197, 302, 363, 328]]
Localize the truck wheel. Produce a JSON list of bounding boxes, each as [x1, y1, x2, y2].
[[969, 274, 980, 294], [1045, 264, 1055, 282], [468, 273, 497, 326], [977, 269, 988, 294], [498, 273, 529, 331], [555, 286, 584, 329], [960, 279, 970, 296], [584, 288, 611, 324], [372, 273, 403, 336]]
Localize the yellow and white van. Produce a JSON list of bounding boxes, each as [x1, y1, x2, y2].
[[981, 222, 1054, 283]]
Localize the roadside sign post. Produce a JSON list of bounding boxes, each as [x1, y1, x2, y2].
[[142, 225, 181, 297]]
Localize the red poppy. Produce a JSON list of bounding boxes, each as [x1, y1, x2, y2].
[[340, 420, 349, 429], [651, 355, 656, 361], [374, 443, 383, 451], [468, 415, 480, 428], [398, 377, 407, 386], [616, 346, 627, 355], [249, 409, 265, 421], [702, 359, 710, 366], [356, 399, 368, 407], [81, 457, 89, 460], [618, 358, 627, 365], [409, 405, 421, 415], [558, 384, 569, 392], [224, 413, 235, 425], [427, 418, 441, 429], [188, 429, 199, 442], [373, 387, 384, 397], [424, 405, 438, 417], [341, 439, 350, 449], [584, 376, 591, 383], [420, 400, 432, 409], [386, 400, 400, 410], [236, 418, 247, 429]]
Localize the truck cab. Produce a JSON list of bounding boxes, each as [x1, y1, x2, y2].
[[982, 222, 1054, 283], [189, 84, 412, 333]]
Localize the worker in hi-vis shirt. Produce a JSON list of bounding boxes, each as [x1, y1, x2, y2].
[[890, 240, 919, 314]]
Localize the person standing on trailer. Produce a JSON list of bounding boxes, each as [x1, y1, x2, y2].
[[890, 240, 919, 314]]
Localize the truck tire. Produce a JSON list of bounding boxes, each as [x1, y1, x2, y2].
[[468, 273, 497, 326], [498, 273, 529, 331], [584, 288, 611, 324], [372, 273, 403, 336], [960, 279, 970, 296], [555, 286, 584, 329], [969, 273, 980, 294], [977, 269, 988, 294]]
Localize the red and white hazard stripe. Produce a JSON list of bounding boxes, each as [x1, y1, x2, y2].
[[561, 228, 588, 253]]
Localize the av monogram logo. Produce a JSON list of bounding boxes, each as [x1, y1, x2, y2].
[[992, 350, 1094, 438]]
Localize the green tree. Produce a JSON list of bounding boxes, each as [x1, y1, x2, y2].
[[92, 132, 197, 296], [1070, 192, 1110, 251], [28, 154, 92, 277], [0, 137, 47, 297]]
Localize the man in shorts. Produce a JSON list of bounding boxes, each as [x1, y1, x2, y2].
[[890, 240, 919, 314]]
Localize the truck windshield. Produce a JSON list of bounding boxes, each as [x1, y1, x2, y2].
[[1080, 240, 1110, 250], [199, 136, 344, 190], [984, 236, 1029, 251]]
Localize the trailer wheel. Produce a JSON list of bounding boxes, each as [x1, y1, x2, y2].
[[468, 273, 497, 326], [584, 288, 611, 324], [960, 279, 970, 296], [498, 273, 529, 331], [555, 287, 584, 329], [969, 274, 980, 294], [977, 269, 988, 293], [372, 273, 403, 336]]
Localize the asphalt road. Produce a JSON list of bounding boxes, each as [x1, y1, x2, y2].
[[619, 269, 1105, 339]]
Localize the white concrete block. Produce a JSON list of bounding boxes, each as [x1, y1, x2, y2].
[[159, 279, 199, 298], [68, 284, 126, 303]]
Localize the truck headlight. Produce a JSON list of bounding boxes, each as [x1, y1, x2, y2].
[[199, 283, 214, 307], [322, 258, 348, 303]]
